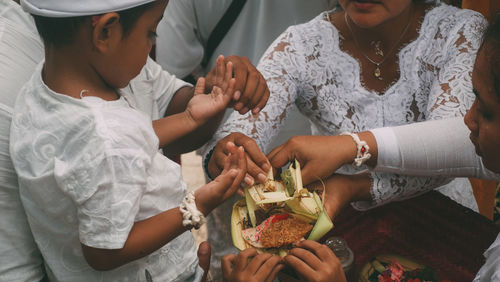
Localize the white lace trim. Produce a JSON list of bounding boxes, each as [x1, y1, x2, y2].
[[204, 4, 487, 209]]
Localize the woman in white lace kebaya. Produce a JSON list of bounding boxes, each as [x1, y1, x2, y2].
[[202, 0, 488, 271], [265, 17, 500, 280]]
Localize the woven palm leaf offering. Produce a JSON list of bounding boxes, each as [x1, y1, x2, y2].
[[231, 160, 333, 256]]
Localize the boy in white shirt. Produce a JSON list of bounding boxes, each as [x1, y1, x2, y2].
[[10, 0, 251, 281]]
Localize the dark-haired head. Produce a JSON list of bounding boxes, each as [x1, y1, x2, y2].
[[481, 14, 500, 100], [33, 2, 155, 47]]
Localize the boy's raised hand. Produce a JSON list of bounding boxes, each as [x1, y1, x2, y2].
[[221, 248, 283, 282], [195, 141, 246, 216], [186, 56, 236, 126]]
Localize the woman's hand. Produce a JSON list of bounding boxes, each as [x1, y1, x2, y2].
[[195, 141, 247, 216], [267, 133, 377, 186], [221, 248, 283, 282], [208, 132, 270, 186], [284, 240, 346, 282], [308, 173, 373, 219], [205, 55, 270, 115]]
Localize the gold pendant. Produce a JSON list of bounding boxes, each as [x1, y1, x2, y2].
[[374, 65, 383, 80]]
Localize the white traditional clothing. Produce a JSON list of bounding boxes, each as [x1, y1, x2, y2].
[[21, 0, 156, 17], [10, 61, 202, 282], [202, 7, 486, 274], [204, 3, 487, 211], [371, 117, 499, 180], [370, 118, 500, 281]]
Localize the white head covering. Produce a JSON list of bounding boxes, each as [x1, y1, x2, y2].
[[21, 0, 157, 17]]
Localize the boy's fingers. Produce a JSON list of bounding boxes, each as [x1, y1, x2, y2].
[[222, 78, 236, 104], [194, 77, 206, 96], [215, 55, 225, 85], [224, 61, 233, 88]]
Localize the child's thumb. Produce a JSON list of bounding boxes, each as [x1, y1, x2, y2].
[[197, 241, 211, 281], [194, 77, 206, 95]]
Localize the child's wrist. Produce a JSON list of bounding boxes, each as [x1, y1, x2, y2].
[[182, 110, 203, 130]]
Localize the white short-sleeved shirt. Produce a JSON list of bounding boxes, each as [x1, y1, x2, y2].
[[10, 62, 201, 282]]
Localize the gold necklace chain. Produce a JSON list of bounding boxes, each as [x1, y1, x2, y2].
[[344, 8, 413, 81]]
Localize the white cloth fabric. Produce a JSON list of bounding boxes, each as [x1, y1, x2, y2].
[[369, 118, 500, 281], [21, 0, 156, 17], [474, 233, 500, 282], [371, 117, 499, 180], [0, 2, 44, 281], [10, 62, 202, 282], [204, 3, 487, 211]]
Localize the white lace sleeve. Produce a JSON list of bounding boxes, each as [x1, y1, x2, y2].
[[353, 10, 487, 210], [203, 26, 301, 157]]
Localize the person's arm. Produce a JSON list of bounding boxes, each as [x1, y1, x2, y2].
[[372, 117, 500, 180], [81, 142, 247, 270], [162, 56, 269, 158], [154, 57, 235, 148], [203, 26, 304, 184]]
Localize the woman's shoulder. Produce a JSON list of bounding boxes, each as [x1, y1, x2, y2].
[[281, 11, 334, 37], [422, 4, 487, 34]]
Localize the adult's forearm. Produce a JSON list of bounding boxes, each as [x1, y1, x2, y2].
[[371, 117, 499, 180]]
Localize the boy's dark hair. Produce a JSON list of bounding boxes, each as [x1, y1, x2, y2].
[[33, 2, 155, 47], [483, 14, 500, 100]]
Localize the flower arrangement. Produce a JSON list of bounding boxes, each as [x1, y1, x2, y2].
[[360, 254, 439, 282]]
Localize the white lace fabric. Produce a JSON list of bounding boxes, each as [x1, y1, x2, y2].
[[204, 4, 487, 209]]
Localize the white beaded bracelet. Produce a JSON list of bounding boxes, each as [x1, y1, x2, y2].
[[179, 191, 206, 230], [341, 132, 371, 167]]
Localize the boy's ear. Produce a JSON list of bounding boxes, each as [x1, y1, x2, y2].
[[92, 13, 121, 53]]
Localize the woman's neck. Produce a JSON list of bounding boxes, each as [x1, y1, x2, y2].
[[346, 3, 415, 48]]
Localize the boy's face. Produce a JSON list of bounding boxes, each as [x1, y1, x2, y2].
[[97, 0, 168, 88], [464, 45, 500, 173]]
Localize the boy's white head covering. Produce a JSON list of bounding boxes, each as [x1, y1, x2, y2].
[[21, 0, 157, 17]]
